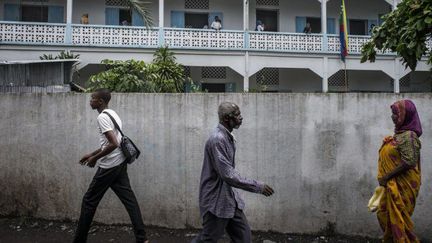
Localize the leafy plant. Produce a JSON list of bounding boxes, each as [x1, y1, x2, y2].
[[361, 0, 432, 70], [39, 50, 80, 60], [88, 47, 194, 93], [127, 0, 154, 28]]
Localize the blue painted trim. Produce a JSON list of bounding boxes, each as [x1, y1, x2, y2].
[[65, 23, 72, 44], [322, 33, 328, 51], [159, 27, 165, 47], [244, 31, 250, 49]]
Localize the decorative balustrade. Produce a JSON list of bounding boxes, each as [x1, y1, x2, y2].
[[0, 21, 66, 45], [1, 21, 410, 56], [72, 24, 159, 47], [164, 28, 244, 50], [249, 32, 323, 52], [327, 35, 372, 54]]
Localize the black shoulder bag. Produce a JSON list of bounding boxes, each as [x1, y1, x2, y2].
[[103, 112, 141, 164]]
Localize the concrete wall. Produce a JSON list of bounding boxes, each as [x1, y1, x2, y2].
[[0, 93, 431, 239]]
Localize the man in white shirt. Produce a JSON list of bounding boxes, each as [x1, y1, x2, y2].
[[211, 16, 222, 31], [73, 89, 148, 243]]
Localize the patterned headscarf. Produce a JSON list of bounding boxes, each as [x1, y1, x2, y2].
[[391, 99, 422, 137]]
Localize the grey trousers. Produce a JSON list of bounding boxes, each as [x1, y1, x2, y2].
[[192, 208, 251, 243]]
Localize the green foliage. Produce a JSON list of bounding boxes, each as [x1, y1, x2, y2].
[[88, 47, 194, 93], [39, 50, 80, 60], [127, 0, 154, 28], [361, 0, 432, 70]]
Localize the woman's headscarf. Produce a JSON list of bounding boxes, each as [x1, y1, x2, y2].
[[391, 99, 422, 137]]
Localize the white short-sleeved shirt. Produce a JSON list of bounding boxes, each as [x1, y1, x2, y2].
[[96, 109, 126, 169]]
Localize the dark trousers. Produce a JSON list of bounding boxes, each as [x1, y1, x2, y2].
[[73, 163, 147, 243], [192, 208, 251, 243]]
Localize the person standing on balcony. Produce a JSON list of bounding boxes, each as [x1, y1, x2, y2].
[[211, 16, 222, 31], [303, 22, 312, 34], [192, 102, 275, 243], [73, 89, 148, 243], [256, 20, 265, 31], [80, 14, 89, 24]]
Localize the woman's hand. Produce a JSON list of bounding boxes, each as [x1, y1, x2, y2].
[[378, 176, 388, 187]]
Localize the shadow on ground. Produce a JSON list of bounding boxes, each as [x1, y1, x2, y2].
[[0, 217, 395, 243]]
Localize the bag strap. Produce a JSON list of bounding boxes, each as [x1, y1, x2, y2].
[[103, 111, 125, 137]]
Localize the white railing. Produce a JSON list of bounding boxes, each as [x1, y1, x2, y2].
[[2, 21, 410, 56], [72, 24, 159, 47], [249, 32, 323, 52], [164, 28, 244, 50], [327, 35, 371, 54], [0, 21, 66, 45]]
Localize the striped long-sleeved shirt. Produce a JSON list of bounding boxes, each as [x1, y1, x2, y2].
[[199, 124, 264, 218]]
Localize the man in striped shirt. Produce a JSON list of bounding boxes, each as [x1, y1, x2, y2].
[[193, 102, 274, 243]]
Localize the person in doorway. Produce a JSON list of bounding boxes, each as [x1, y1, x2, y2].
[[121, 20, 129, 26], [256, 20, 265, 31], [73, 89, 148, 243], [80, 14, 89, 24], [376, 99, 422, 242], [211, 16, 222, 31], [303, 22, 312, 33], [192, 102, 275, 243]]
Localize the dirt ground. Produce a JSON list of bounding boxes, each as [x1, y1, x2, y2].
[[0, 217, 385, 243]]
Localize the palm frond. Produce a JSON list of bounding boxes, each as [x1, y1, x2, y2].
[[127, 0, 154, 28]]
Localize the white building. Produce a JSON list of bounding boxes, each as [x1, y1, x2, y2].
[[0, 0, 431, 92]]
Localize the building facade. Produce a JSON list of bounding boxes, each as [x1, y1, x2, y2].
[[0, 0, 431, 92]]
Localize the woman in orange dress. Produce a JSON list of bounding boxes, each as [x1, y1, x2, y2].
[[377, 99, 422, 243]]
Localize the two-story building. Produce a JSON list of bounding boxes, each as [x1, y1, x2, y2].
[[0, 0, 431, 92]]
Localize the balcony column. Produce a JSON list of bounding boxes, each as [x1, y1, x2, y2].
[[243, 0, 250, 91], [65, 0, 73, 44], [322, 57, 329, 92], [393, 59, 400, 93], [159, 0, 165, 46], [321, 0, 328, 51]]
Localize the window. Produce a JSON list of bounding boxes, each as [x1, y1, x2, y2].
[[22, 5, 48, 22], [202, 67, 226, 79], [119, 8, 131, 25], [185, 13, 209, 29], [349, 19, 367, 35], [306, 17, 321, 33], [185, 0, 209, 10]]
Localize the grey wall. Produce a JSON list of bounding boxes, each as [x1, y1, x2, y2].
[[0, 93, 431, 239]]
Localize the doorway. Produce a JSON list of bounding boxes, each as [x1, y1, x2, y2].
[[256, 9, 278, 31], [185, 13, 209, 29]]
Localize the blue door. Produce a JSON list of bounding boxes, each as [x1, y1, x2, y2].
[[327, 18, 336, 34], [132, 8, 145, 26], [105, 8, 120, 25], [170, 11, 184, 28], [4, 4, 20, 21], [48, 6, 64, 23], [295, 17, 306, 33]]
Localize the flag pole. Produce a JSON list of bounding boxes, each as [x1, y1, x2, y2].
[[344, 61, 348, 92]]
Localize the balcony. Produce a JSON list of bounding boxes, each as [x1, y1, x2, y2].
[[2, 21, 413, 55]]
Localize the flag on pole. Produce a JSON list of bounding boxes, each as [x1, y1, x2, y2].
[[339, 0, 349, 62]]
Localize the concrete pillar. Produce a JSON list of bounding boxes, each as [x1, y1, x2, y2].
[[243, 0, 249, 31], [65, 0, 73, 44], [321, 0, 328, 51], [66, 0, 73, 24], [322, 57, 329, 93], [321, 0, 327, 34], [159, 0, 164, 28], [243, 0, 250, 92], [244, 51, 250, 92], [392, 0, 398, 10], [394, 59, 400, 93]]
